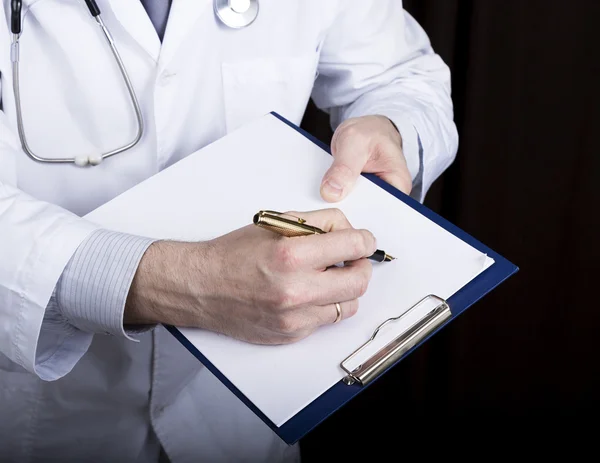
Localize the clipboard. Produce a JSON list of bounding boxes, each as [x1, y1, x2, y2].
[[84, 110, 518, 446], [160, 112, 519, 445]]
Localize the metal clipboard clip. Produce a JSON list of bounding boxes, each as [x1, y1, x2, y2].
[[340, 294, 452, 386]]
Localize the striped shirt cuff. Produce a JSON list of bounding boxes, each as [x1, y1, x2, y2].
[[55, 229, 156, 340]]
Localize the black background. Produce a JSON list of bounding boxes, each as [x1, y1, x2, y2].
[[299, 0, 600, 458]]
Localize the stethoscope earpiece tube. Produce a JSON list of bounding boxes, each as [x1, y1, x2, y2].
[[11, 0, 22, 34], [83, 0, 101, 17]]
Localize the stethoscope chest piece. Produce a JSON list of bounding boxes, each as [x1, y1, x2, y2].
[[214, 0, 259, 29]]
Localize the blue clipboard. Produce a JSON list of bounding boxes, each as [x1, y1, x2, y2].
[[165, 111, 519, 445]]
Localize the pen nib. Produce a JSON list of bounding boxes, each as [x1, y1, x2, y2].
[[384, 253, 396, 262]]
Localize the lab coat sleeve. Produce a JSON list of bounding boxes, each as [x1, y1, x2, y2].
[[311, 0, 458, 201], [34, 229, 155, 380], [0, 90, 101, 379]]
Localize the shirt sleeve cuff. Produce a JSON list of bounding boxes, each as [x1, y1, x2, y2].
[[55, 229, 157, 340], [384, 113, 425, 202], [379, 112, 421, 185]]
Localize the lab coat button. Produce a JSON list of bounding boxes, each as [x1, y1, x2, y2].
[[159, 72, 176, 86]]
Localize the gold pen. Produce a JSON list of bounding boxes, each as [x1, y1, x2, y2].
[[253, 210, 396, 262]]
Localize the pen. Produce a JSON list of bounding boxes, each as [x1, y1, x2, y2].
[[253, 210, 396, 262]]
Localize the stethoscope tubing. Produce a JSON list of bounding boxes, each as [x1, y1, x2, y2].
[[8, 0, 258, 166]]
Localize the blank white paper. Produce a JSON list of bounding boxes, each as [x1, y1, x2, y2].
[[85, 114, 494, 427]]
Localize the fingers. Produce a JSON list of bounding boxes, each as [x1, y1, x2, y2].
[[305, 257, 373, 306], [256, 207, 374, 340], [320, 115, 414, 200], [321, 299, 359, 324], [369, 142, 413, 195], [282, 208, 353, 232], [277, 228, 376, 270], [275, 209, 376, 269], [262, 251, 373, 341], [269, 299, 360, 342], [302, 299, 360, 329], [320, 121, 370, 202]]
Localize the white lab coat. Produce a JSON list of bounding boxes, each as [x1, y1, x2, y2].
[[0, 0, 457, 461]]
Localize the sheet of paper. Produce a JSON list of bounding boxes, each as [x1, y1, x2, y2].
[[85, 114, 494, 427]]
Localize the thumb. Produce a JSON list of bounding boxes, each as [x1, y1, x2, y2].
[[320, 136, 369, 202]]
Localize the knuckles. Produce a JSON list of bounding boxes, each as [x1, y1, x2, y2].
[[269, 283, 306, 310], [329, 207, 346, 224], [348, 231, 367, 257], [328, 162, 355, 180], [346, 300, 360, 318], [352, 260, 373, 298], [356, 273, 370, 298], [272, 240, 302, 270], [272, 314, 306, 336], [348, 230, 375, 258], [365, 230, 377, 254], [333, 120, 368, 150], [323, 207, 351, 231]]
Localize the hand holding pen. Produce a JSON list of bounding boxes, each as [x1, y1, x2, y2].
[[129, 208, 376, 348]]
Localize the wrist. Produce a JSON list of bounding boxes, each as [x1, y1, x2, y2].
[[124, 240, 214, 326]]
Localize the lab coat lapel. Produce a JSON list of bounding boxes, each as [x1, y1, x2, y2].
[[104, 0, 161, 62], [157, 0, 213, 70]]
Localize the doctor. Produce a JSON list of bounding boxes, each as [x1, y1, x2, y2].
[[0, 0, 457, 462]]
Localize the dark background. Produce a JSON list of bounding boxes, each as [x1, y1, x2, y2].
[[300, 0, 599, 457]]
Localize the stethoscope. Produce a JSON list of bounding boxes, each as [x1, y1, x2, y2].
[[9, 0, 259, 167]]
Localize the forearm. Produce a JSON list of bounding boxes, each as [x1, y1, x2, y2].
[[124, 240, 213, 327]]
